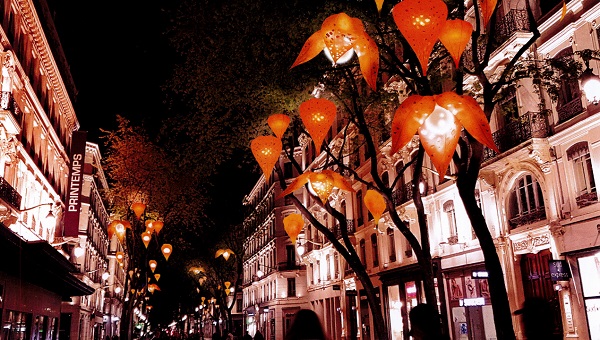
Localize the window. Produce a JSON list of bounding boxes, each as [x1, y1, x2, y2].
[[326, 254, 331, 280], [334, 253, 340, 278], [443, 200, 458, 239], [371, 233, 379, 267], [554, 47, 583, 122], [387, 228, 397, 262], [508, 174, 546, 228], [359, 239, 366, 265], [382, 171, 389, 188], [287, 278, 296, 297], [283, 162, 293, 178], [286, 245, 296, 267], [356, 190, 364, 226], [568, 142, 597, 207]]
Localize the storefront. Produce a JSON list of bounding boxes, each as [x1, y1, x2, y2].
[[565, 248, 600, 339]]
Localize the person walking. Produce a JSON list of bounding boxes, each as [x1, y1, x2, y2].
[[285, 309, 328, 340]]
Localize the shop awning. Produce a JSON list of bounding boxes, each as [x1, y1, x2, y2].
[[0, 225, 94, 299]]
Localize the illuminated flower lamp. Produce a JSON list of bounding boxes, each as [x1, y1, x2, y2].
[[364, 190, 386, 225], [251, 136, 282, 181], [391, 92, 498, 177], [153, 220, 164, 234], [224, 281, 231, 290], [299, 98, 337, 153], [479, 0, 498, 28], [131, 202, 146, 220], [155, 274, 161, 281], [149, 260, 157, 273], [283, 213, 304, 245], [145, 220, 155, 233], [375, 0, 384, 13], [141, 231, 152, 248], [291, 13, 379, 90], [216, 248, 234, 261], [116, 252, 125, 263], [161, 244, 173, 261], [438, 19, 473, 67], [199, 277, 207, 285], [581, 55, 600, 105], [190, 266, 205, 275], [201, 296, 206, 304], [148, 283, 161, 294], [278, 170, 354, 203], [392, 0, 448, 75], [107, 221, 117, 239], [267, 114, 291, 139]]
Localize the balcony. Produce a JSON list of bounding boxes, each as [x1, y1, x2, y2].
[[484, 111, 548, 161], [557, 98, 584, 123], [392, 182, 413, 206], [332, 219, 356, 239], [0, 176, 21, 210], [495, 9, 531, 44], [509, 208, 546, 229]]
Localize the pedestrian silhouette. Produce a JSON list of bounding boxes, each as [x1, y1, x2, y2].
[[515, 297, 560, 339], [409, 304, 446, 340], [253, 330, 265, 340], [285, 309, 328, 340], [242, 334, 253, 340]]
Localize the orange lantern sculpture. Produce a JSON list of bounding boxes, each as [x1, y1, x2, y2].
[[391, 92, 498, 177], [148, 283, 161, 294], [267, 114, 291, 139], [479, 0, 498, 27], [131, 202, 146, 219], [153, 220, 164, 234], [116, 252, 124, 263], [299, 98, 337, 153], [438, 20, 473, 67], [161, 244, 173, 261], [216, 248, 234, 261], [154, 274, 161, 281], [141, 231, 152, 248], [283, 213, 304, 245], [278, 170, 354, 203], [149, 260, 157, 273], [145, 220, 155, 233], [251, 136, 282, 181], [364, 190, 386, 224], [224, 281, 231, 289], [375, 0, 384, 13], [291, 13, 379, 90], [392, 0, 448, 75]]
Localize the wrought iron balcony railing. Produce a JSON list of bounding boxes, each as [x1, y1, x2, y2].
[[484, 112, 548, 161], [495, 9, 531, 44], [0, 176, 21, 210], [557, 98, 584, 123]]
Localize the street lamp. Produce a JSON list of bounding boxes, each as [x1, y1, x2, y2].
[[578, 49, 600, 105]]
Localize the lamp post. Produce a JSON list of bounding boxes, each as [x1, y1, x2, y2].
[[578, 49, 600, 105]]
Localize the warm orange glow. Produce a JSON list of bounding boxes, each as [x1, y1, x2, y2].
[[364, 190, 386, 223], [438, 19, 472, 67], [299, 98, 337, 153], [251, 136, 282, 181], [145, 220, 155, 233], [392, 0, 448, 75], [131, 202, 146, 219], [479, 0, 498, 27], [148, 283, 161, 294], [291, 13, 379, 90], [116, 252, 124, 263], [278, 170, 354, 203], [267, 114, 291, 139], [154, 274, 161, 281], [391, 92, 498, 176], [283, 213, 304, 245], [161, 244, 173, 261], [216, 248, 234, 261], [224, 281, 231, 289], [141, 231, 152, 248], [375, 0, 384, 13], [153, 221, 164, 234], [149, 260, 157, 273]]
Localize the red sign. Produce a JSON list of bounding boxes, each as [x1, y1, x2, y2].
[[64, 131, 87, 237]]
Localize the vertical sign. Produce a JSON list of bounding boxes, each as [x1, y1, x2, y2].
[[64, 131, 87, 237]]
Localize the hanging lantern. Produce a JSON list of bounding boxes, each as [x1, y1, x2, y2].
[[131, 202, 146, 219], [392, 0, 448, 75], [299, 98, 337, 153], [107, 221, 117, 239], [216, 248, 234, 261], [149, 260, 157, 273], [267, 114, 291, 139], [145, 220, 155, 233], [438, 19, 473, 67], [308, 171, 335, 203], [291, 13, 379, 90], [224, 281, 231, 289], [116, 252, 124, 263], [479, 0, 498, 28], [375, 0, 384, 13], [161, 244, 173, 261], [283, 213, 304, 245], [364, 190, 386, 224], [153, 221, 164, 234], [199, 277, 207, 285], [391, 92, 498, 176], [278, 170, 354, 202], [154, 274, 161, 281], [141, 231, 152, 248], [251, 136, 282, 181]]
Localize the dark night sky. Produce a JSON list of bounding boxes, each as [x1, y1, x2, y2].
[[49, 0, 171, 145]]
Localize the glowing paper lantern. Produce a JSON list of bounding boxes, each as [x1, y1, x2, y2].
[[141, 231, 152, 248], [216, 248, 234, 261], [278, 170, 354, 203], [438, 20, 473, 67], [283, 213, 304, 245], [149, 260, 157, 273], [479, 0, 498, 27], [291, 13, 379, 90], [251, 136, 282, 181], [145, 220, 155, 233], [392, 0, 448, 75], [308, 171, 335, 203], [116, 252, 124, 263], [364, 190, 386, 224], [391, 92, 498, 176], [267, 114, 291, 139], [375, 0, 384, 13], [154, 274, 161, 281], [131, 202, 146, 219], [224, 281, 231, 289], [153, 221, 164, 234], [148, 283, 160, 294], [299, 98, 337, 153], [161, 244, 173, 261]]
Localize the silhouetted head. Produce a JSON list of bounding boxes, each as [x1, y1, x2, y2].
[[409, 304, 443, 340], [285, 309, 328, 340]]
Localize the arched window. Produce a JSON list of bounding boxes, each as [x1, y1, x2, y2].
[[567, 141, 597, 207], [508, 174, 546, 228], [443, 200, 458, 241], [387, 227, 397, 262]]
